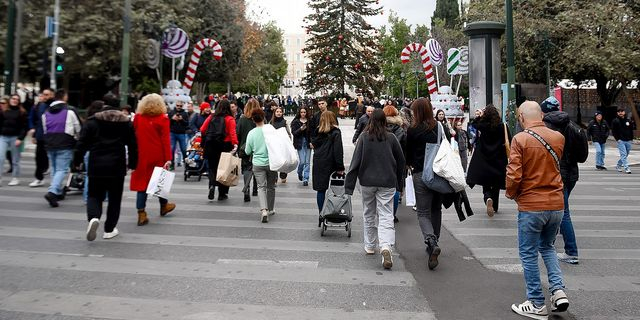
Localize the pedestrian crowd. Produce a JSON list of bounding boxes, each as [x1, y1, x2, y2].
[[0, 88, 638, 320]]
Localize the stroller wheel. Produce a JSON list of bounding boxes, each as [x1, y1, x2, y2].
[[347, 222, 352, 238], [320, 222, 326, 236], [184, 174, 188, 181], [198, 175, 202, 182]]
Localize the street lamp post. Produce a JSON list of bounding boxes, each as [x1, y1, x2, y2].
[[49, 0, 60, 90], [505, 0, 517, 132], [119, 0, 132, 107], [400, 72, 405, 100]]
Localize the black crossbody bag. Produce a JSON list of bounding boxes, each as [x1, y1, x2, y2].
[[524, 129, 560, 170]]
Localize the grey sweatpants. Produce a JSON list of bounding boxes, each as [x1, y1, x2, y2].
[[360, 186, 396, 250], [253, 165, 277, 211]]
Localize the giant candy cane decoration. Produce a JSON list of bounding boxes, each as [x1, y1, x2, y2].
[[400, 43, 437, 94], [183, 38, 223, 94]]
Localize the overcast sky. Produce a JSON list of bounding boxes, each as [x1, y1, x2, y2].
[[246, 0, 438, 34]]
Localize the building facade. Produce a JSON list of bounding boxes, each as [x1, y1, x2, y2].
[[281, 33, 309, 96]]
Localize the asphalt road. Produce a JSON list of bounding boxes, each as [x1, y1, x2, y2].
[[0, 118, 638, 319]]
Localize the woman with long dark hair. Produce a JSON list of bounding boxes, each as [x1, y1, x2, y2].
[[312, 111, 344, 212], [466, 105, 510, 216], [290, 106, 311, 186], [406, 98, 450, 270], [270, 106, 292, 183], [237, 98, 259, 202], [0, 94, 28, 186], [201, 99, 239, 201], [345, 109, 405, 270]]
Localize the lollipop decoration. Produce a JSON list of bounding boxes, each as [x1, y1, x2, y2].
[[145, 39, 160, 69], [400, 43, 437, 94], [457, 46, 469, 75], [182, 38, 223, 95], [447, 48, 461, 75], [161, 27, 189, 58], [427, 39, 444, 66]]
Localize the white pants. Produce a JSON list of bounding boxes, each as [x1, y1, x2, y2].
[[360, 186, 396, 250]]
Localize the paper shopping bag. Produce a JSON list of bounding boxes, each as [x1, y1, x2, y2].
[[216, 152, 241, 187], [146, 167, 175, 199]]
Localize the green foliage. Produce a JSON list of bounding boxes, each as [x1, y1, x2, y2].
[[432, 0, 460, 29], [302, 0, 383, 96], [467, 0, 640, 107]]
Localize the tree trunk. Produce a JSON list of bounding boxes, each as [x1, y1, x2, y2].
[[595, 74, 623, 108]]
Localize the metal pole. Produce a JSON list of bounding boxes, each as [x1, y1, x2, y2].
[[119, 0, 131, 107], [4, 0, 16, 95], [49, 0, 60, 90], [12, 0, 23, 93], [505, 0, 516, 133]]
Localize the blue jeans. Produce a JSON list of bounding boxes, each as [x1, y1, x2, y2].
[[594, 142, 605, 167], [560, 180, 578, 256], [317, 191, 326, 213], [617, 140, 632, 170], [393, 191, 400, 215], [136, 191, 167, 210], [297, 145, 311, 182], [170, 133, 187, 165], [0, 135, 21, 179], [518, 210, 565, 307], [47, 149, 73, 195]]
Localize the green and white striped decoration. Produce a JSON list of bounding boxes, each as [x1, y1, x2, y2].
[[447, 48, 460, 75]]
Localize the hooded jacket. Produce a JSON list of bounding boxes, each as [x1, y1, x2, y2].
[[385, 115, 406, 150], [543, 110, 579, 182], [74, 108, 138, 177], [42, 101, 82, 150]]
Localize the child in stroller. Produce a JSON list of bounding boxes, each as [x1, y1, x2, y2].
[[184, 133, 206, 181]]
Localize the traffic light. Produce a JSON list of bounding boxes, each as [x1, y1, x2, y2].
[[55, 53, 64, 75]]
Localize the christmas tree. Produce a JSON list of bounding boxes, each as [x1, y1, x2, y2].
[[432, 0, 460, 29], [302, 0, 383, 96]]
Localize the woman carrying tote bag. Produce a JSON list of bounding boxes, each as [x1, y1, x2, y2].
[[406, 98, 450, 271]]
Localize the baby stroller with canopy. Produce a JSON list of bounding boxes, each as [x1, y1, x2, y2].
[[319, 172, 352, 237], [184, 133, 206, 181]]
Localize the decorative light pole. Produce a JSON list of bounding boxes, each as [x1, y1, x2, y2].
[[119, 0, 132, 107], [505, 0, 517, 132]]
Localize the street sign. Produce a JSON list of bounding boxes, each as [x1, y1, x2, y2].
[[45, 16, 55, 38]]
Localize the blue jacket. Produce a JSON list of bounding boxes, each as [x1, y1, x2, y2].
[[29, 100, 52, 140]]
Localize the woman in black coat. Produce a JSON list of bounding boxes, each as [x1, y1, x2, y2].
[[312, 111, 345, 212], [466, 105, 510, 217]]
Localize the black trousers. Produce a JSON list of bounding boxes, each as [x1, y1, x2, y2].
[[35, 140, 49, 180], [482, 185, 500, 211], [87, 176, 124, 233], [206, 142, 233, 196]]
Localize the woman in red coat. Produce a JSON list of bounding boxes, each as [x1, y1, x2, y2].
[[130, 94, 176, 226]]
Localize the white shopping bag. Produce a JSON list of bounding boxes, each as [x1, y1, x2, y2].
[[404, 172, 416, 207], [433, 137, 467, 192], [262, 124, 299, 173], [146, 167, 175, 199]]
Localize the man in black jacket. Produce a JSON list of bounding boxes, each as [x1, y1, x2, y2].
[[168, 102, 189, 169], [542, 96, 583, 264], [74, 104, 138, 241], [27, 89, 54, 187], [309, 98, 328, 148], [352, 106, 374, 143], [587, 111, 610, 170], [611, 107, 636, 174]]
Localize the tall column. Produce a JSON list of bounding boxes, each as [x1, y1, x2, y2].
[[119, 0, 132, 107]]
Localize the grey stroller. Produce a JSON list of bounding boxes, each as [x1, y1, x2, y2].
[[319, 172, 353, 237]]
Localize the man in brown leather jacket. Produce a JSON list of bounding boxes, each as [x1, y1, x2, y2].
[[506, 101, 570, 319]]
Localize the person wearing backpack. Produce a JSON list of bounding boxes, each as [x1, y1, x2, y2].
[[200, 99, 239, 201], [587, 111, 610, 170], [611, 107, 636, 174], [541, 96, 588, 264]]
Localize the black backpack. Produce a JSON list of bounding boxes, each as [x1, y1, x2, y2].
[[563, 121, 589, 163], [205, 116, 226, 147]]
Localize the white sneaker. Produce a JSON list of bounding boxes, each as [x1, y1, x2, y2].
[[364, 247, 375, 255], [29, 179, 44, 187], [8, 178, 19, 186], [269, 210, 276, 216], [557, 252, 579, 264], [616, 165, 623, 172], [381, 247, 393, 269], [551, 289, 569, 312], [511, 300, 548, 320], [103, 228, 120, 239], [86, 218, 99, 241], [261, 210, 269, 223]]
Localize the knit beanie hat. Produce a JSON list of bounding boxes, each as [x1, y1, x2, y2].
[[540, 96, 560, 113]]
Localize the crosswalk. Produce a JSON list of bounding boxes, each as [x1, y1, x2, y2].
[[0, 155, 436, 319], [446, 167, 640, 319]]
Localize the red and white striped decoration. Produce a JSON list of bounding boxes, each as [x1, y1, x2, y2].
[[183, 38, 223, 94], [400, 43, 437, 94]]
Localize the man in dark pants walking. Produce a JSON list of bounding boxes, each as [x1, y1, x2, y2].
[[27, 89, 54, 187], [74, 102, 138, 241]]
